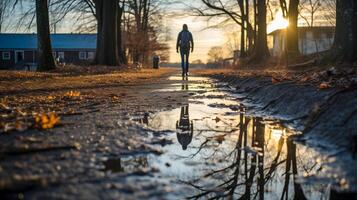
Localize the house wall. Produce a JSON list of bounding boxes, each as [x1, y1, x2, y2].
[[0, 49, 95, 69], [271, 32, 285, 56], [54, 50, 95, 64], [300, 31, 334, 55], [0, 50, 15, 69], [24, 50, 37, 63], [271, 29, 334, 57]]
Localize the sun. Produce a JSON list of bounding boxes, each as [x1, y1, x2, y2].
[[267, 10, 289, 33]]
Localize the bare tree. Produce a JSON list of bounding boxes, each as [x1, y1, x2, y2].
[[194, 0, 253, 58], [299, 0, 336, 27], [0, 0, 11, 32], [207, 46, 224, 63], [124, 0, 169, 65], [225, 31, 240, 56], [327, 0, 357, 62], [280, 0, 300, 57], [323, 0, 336, 26], [36, 0, 56, 71], [299, 0, 321, 27], [250, 0, 270, 62], [93, 0, 121, 66]]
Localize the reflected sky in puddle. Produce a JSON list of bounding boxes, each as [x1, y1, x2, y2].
[[130, 75, 355, 199]]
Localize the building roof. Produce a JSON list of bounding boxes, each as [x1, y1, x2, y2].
[[0, 33, 97, 49], [268, 26, 335, 35]]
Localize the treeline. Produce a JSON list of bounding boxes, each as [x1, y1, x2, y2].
[[194, 0, 357, 64], [1, 0, 169, 71]]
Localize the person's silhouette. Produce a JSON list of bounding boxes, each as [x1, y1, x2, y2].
[[176, 24, 194, 77], [182, 76, 188, 90], [176, 105, 193, 150]]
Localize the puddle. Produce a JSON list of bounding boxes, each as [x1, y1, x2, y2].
[[129, 75, 356, 199], [102, 156, 151, 175]]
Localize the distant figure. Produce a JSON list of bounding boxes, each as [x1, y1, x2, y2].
[[176, 24, 194, 77], [153, 55, 160, 69], [176, 105, 193, 150]]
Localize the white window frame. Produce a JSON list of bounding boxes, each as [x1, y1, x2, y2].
[[58, 52, 65, 60], [87, 52, 95, 60], [2, 51, 10, 60], [79, 51, 87, 60]]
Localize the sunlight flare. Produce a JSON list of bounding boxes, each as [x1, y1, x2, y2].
[[268, 10, 289, 33]]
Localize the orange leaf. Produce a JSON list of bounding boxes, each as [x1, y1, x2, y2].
[[319, 82, 329, 89], [65, 91, 81, 97], [35, 112, 60, 130], [272, 77, 280, 84]]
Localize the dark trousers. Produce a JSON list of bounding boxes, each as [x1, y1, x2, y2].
[[180, 48, 190, 73]]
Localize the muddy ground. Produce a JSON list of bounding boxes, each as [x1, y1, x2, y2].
[[0, 67, 356, 199], [194, 68, 357, 152]]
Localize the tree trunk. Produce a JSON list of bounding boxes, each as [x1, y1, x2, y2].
[[328, 0, 357, 62], [36, 0, 55, 71], [96, 0, 120, 66], [245, 0, 254, 52], [117, 2, 127, 64], [250, 0, 270, 62], [238, 0, 246, 58], [0, 3, 2, 33], [253, 0, 258, 43], [286, 0, 300, 57], [93, 0, 103, 64]]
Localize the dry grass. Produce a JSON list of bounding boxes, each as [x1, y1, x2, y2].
[[0, 67, 175, 95]]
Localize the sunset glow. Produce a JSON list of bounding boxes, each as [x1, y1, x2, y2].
[[268, 11, 289, 33]]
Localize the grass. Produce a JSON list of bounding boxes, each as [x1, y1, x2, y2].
[[0, 66, 175, 95]]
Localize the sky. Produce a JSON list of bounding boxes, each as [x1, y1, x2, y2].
[[1, 0, 227, 63], [166, 16, 226, 63], [161, 1, 229, 63], [1, 0, 335, 63]]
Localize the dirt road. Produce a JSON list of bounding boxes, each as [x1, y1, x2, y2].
[[0, 68, 356, 199]]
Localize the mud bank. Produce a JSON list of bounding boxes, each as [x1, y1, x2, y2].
[[209, 74, 357, 153]]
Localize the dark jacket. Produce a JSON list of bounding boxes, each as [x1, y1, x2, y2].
[[176, 30, 194, 52]]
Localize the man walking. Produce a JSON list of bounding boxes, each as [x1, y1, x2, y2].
[[177, 24, 194, 77]]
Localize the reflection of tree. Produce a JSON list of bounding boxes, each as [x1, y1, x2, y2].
[[183, 109, 311, 199], [281, 139, 307, 200]]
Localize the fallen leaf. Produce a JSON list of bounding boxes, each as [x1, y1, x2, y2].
[[47, 95, 56, 100], [272, 77, 280, 84], [35, 112, 60, 129], [214, 117, 221, 123], [319, 82, 330, 89], [64, 91, 81, 97]]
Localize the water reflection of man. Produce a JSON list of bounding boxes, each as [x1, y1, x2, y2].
[[176, 105, 193, 150], [182, 76, 188, 90], [175, 76, 193, 150]]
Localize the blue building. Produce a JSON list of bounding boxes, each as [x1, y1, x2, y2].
[[0, 33, 97, 69]]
